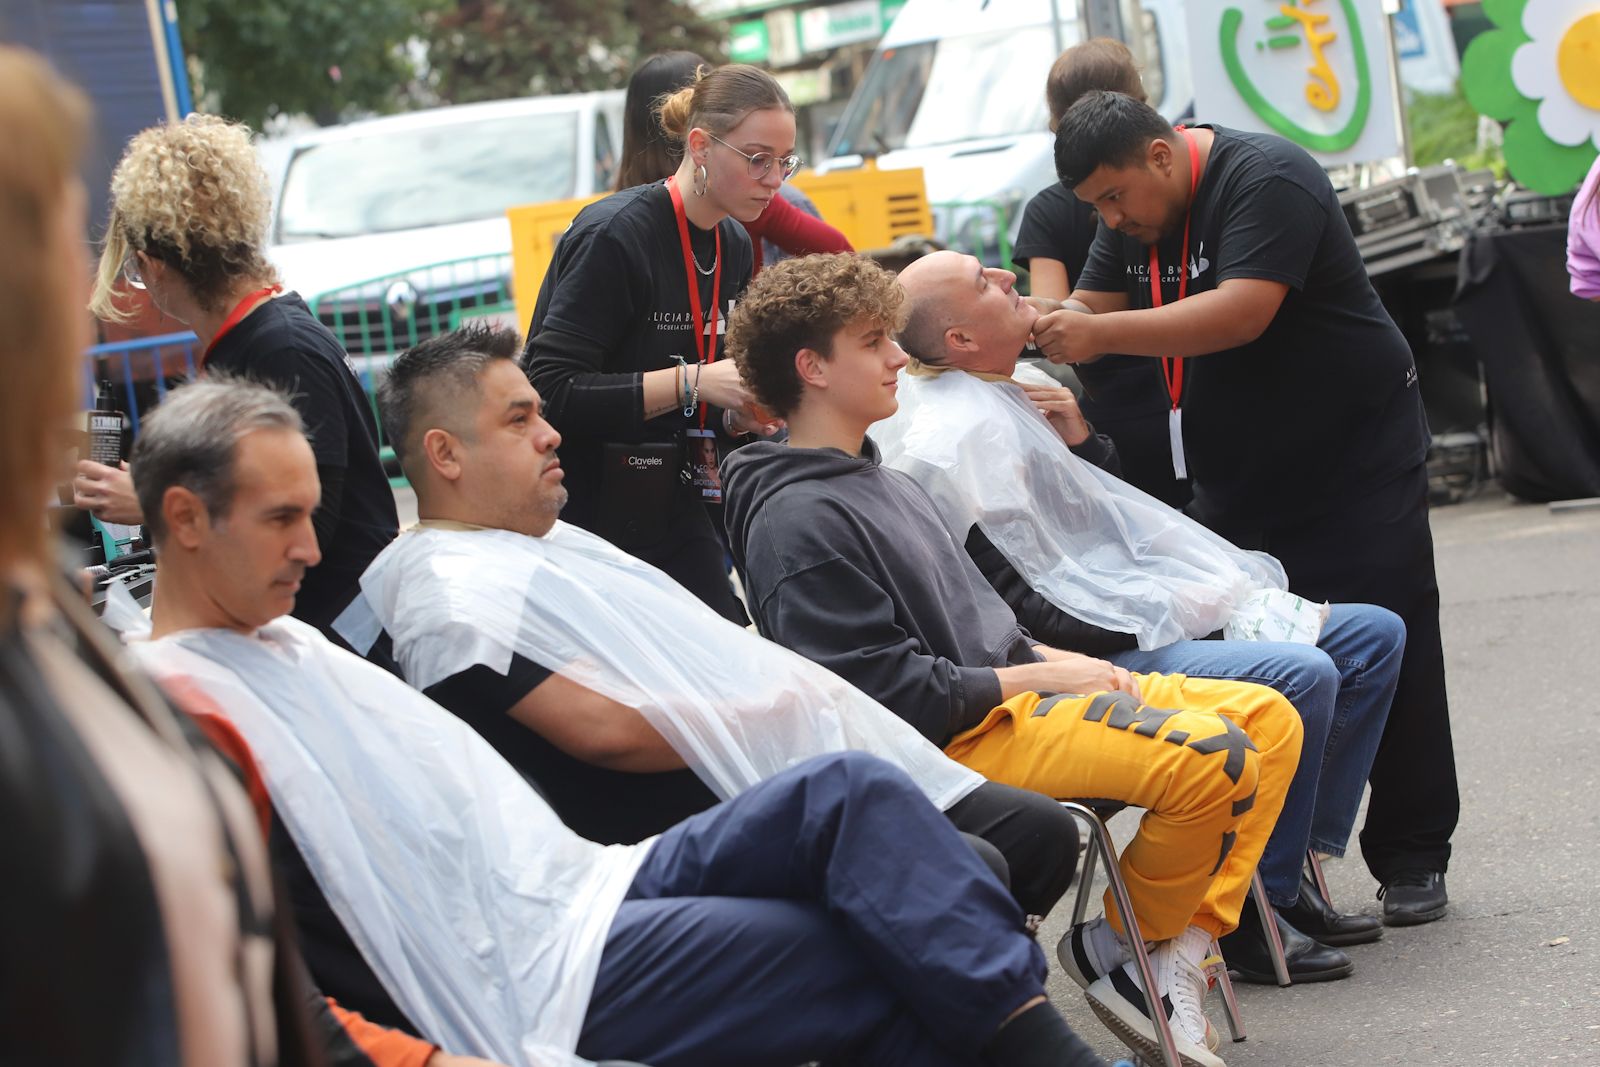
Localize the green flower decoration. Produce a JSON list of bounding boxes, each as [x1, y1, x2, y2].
[[1462, 0, 1600, 194]]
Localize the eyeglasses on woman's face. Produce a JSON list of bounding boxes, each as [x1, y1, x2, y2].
[[708, 133, 802, 182], [121, 251, 146, 290]]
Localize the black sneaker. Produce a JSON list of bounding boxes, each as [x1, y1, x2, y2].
[[1378, 869, 1448, 926]]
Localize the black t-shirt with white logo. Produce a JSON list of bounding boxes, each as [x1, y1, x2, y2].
[[523, 181, 754, 547], [1076, 125, 1429, 524], [205, 293, 400, 630]]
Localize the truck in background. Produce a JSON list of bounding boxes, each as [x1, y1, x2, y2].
[[814, 0, 1192, 265]]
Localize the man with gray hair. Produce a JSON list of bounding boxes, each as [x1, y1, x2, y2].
[[126, 376, 1116, 1067]]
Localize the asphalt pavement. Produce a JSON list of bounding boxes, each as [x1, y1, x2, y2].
[[1041, 491, 1600, 1066]]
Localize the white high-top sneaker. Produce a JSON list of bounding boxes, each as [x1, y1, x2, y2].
[[1084, 926, 1225, 1067]]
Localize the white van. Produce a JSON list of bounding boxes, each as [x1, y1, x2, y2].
[[817, 0, 1191, 265], [268, 92, 623, 363]]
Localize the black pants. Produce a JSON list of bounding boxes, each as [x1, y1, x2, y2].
[[945, 779, 1081, 917], [1199, 463, 1458, 881]]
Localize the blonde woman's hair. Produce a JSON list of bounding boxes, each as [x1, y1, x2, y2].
[[655, 63, 791, 145], [90, 114, 279, 322], [0, 47, 90, 575]]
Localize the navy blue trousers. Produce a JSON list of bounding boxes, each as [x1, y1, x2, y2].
[[575, 752, 1051, 1067]]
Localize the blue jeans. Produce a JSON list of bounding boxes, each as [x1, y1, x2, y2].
[[1107, 603, 1405, 906], [576, 752, 1100, 1067]]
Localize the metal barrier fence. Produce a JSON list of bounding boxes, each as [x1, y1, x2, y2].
[[83, 331, 202, 434], [305, 253, 516, 380], [930, 199, 1016, 273], [81, 254, 518, 490]]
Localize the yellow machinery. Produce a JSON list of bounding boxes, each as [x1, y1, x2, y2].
[[508, 166, 933, 331]]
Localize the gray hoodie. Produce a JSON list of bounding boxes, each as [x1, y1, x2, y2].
[[723, 437, 1041, 745]]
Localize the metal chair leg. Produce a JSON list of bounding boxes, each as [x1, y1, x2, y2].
[[1072, 832, 1100, 925], [1210, 939, 1247, 1042], [1061, 803, 1183, 1067], [1307, 849, 1334, 908], [1250, 870, 1292, 987]]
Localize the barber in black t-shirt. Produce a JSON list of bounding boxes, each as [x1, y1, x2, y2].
[[523, 64, 799, 624], [79, 114, 399, 635], [1032, 91, 1456, 926], [1014, 38, 1188, 508]]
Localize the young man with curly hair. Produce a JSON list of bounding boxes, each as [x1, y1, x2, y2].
[[723, 253, 1303, 1067]]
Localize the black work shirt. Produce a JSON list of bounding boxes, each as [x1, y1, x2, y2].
[[1075, 126, 1430, 525], [522, 181, 754, 554], [204, 293, 399, 630], [424, 654, 717, 845], [1015, 182, 1172, 420]]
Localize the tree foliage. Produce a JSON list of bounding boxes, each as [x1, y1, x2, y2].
[[178, 0, 440, 128], [425, 0, 727, 104]]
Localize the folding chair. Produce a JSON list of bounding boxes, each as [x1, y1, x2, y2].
[[1064, 801, 1251, 1062], [1307, 849, 1334, 905], [1248, 870, 1293, 987]]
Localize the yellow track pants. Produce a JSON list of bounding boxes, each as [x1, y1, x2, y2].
[[944, 673, 1302, 941]]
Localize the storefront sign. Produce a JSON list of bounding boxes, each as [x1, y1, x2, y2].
[[730, 18, 772, 62]]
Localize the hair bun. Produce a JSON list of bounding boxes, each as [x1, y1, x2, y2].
[[656, 85, 696, 141]]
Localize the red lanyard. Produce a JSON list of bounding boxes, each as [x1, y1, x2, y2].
[[666, 176, 722, 429], [1148, 128, 1202, 412], [201, 285, 284, 368]]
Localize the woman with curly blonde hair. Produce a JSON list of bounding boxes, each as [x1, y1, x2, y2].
[[76, 114, 398, 634]]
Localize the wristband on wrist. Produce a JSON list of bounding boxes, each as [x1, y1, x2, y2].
[[685, 361, 702, 418]]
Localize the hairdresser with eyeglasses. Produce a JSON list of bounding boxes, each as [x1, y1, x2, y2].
[[523, 64, 798, 623], [75, 115, 398, 637]]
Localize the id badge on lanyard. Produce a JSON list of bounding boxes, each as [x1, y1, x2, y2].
[[666, 175, 726, 500], [1151, 127, 1202, 481]]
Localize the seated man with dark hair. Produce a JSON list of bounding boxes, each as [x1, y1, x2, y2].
[[339, 323, 1081, 925], [889, 249, 1406, 976], [125, 375, 1116, 1067], [722, 253, 1303, 1067]]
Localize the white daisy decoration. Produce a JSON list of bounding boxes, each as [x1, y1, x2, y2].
[[1510, 0, 1600, 150]]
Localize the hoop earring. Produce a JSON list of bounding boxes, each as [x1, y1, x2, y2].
[[692, 163, 709, 197]]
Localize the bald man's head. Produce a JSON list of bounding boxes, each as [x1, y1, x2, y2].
[[897, 251, 1038, 375]]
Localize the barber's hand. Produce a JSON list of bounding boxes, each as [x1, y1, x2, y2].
[[1020, 383, 1092, 447], [425, 1054, 509, 1067], [1023, 295, 1064, 315], [1031, 308, 1106, 366], [1028, 648, 1142, 701], [73, 460, 144, 525], [695, 359, 756, 412]]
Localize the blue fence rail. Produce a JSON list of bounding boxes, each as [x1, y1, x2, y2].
[[84, 330, 201, 433]]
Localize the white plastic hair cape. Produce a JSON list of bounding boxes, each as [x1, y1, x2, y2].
[[336, 521, 984, 811], [127, 617, 642, 1067], [872, 363, 1323, 651]]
